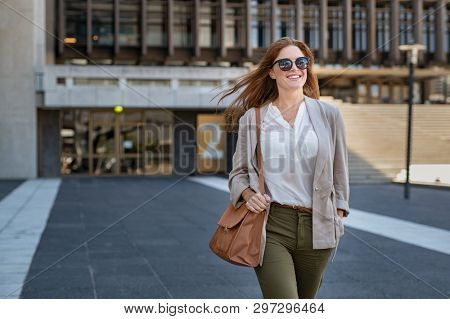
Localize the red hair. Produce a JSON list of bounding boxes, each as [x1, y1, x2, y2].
[[216, 37, 320, 132]]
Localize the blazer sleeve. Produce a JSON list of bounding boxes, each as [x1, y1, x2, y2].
[[333, 108, 350, 217], [228, 114, 251, 209]]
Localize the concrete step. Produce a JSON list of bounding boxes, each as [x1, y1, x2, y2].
[[334, 100, 450, 184]]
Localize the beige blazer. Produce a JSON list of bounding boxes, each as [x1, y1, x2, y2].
[[228, 95, 350, 264]]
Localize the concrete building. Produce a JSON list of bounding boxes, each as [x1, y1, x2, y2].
[[0, 0, 449, 178]]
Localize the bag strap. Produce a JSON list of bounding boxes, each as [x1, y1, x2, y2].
[[255, 107, 265, 194]]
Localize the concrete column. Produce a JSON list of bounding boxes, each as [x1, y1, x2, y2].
[[87, 0, 92, 55], [435, 0, 447, 63], [35, 0, 46, 74], [389, 80, 395, 103], [38, 110, 61, 177], [413, 0, 424, 64], [367, 0, 376, 63], [141, 0, 147, 56], [194, 0, 200, 57], [0, 0, 39, 178], [365, 81, 371, 103], [56, 0, 63, 57], [343, 0, 352, 63], [114, 0, 119, 55], [168, 0, 174, 56], [220, 0, 226, 57], [319, 0, 328, 62], [413, 0, 423, 44], [295, 0, 304, 41], [271, 0, 277, 42], [246, 0, 252, 57], [389, 0, 400, 65]]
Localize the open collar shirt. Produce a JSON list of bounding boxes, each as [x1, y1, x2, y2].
[[260, 99, 319, 208]]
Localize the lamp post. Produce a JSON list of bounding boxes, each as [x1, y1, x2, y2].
[[399, 44, 425, 199]]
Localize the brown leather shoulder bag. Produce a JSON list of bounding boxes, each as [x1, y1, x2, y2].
[[209, 107, 267, 267]]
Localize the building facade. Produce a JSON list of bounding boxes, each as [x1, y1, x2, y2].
[[0, 0, 449, 178], [53, 0, 450, 104]]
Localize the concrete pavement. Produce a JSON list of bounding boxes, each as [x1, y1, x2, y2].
[[0, 176, 448, 298]]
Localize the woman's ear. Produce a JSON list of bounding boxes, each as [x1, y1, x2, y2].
[[269, 70, 276, 80]]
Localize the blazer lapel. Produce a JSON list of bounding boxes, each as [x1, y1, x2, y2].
[[250, 103, 269, 172], [305, 95, 327, 180]]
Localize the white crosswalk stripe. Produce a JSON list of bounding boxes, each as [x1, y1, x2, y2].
[[188, 176, 450, 256], [0, 179, 61, 299]]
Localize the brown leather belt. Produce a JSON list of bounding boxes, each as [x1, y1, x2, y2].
[[271, 201, 313, 214]]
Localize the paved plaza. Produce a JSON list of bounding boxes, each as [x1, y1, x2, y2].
[[0, 176, 449, 299]]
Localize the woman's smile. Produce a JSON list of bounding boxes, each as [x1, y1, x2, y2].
[[287, 74, 302, 81]]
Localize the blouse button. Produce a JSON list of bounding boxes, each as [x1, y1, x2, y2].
[[314, 187, 319, 191]]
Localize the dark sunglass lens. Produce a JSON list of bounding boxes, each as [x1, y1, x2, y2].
[[295, 57, 308, 70], [278, 59, 293, 71]]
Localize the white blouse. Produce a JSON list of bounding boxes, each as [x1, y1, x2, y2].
[[260, 100, 319, 208]]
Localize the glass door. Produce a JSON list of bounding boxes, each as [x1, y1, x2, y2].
[[196, 114, 226, 174], [86, 109, 173, 176], [143, 110, 173, 175], [90, 111, 117, 175], [118, 111, 145, 174]]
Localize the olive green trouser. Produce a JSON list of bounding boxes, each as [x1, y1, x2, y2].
[[254, 203, 333, 299]]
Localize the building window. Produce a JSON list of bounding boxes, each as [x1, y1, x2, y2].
[[304, 1, 319, 51], [178, 79, 222, 87], [119, 0, 140, 46], [328, 3, 343, 51], [146, 0, 167, 46], [276, 1, 296, 39], [251, 0, 271, 48], [199, 1, 219, 48], [399, 2, 414, 45], [423, 4, 436, 53], [226, 0, 246, 48], [128, 79, 171, 87], [376, 2, 390, 52], [174, 0, 194, 47], [92, 0, 114, 46], [57, 77, 66, 85], [65, 0, 87, 45], [73, 78, 119, 86], [352, 2, 367, 52]]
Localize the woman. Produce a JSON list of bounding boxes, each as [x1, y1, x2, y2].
[[219, 37, 350, 299]]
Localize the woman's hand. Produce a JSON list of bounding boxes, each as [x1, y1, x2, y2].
[[337, 209, 345, 218], [245, 191, 271, 214]]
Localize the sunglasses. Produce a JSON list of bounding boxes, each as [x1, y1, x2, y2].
[[271, 56, 310, 71]]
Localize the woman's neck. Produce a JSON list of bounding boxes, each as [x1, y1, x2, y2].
[[273, 91, 305, 111]]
